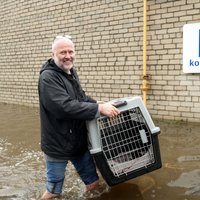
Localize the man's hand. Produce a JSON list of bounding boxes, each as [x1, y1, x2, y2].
[[98, 102, 120, 118]]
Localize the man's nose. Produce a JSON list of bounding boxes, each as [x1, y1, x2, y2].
[[65, 52, 71, 58]]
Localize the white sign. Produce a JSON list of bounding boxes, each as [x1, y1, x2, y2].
[[183, 23, 200, 73]]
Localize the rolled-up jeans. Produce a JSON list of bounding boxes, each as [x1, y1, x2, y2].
[[45, 150, 99, 194]]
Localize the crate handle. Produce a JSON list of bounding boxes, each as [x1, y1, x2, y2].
[[112, 100, 127, 108]]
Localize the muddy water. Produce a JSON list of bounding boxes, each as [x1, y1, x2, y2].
[[0, 103, 200, 200]]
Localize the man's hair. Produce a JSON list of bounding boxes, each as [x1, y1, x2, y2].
[[52, 35, 73, 52]]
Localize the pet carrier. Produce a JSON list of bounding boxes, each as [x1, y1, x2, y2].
[[87, 96, 162, 186]]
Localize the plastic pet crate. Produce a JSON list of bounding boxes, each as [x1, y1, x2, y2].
[[87, 96, 162, 186]]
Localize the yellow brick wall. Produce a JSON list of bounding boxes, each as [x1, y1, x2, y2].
[[0, 0, 200, 122]]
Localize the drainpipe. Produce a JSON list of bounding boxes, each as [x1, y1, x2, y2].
[[142, 0, 148, 106]]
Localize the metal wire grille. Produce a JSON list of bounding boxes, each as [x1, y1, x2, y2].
[[97, 106, 155, 177]]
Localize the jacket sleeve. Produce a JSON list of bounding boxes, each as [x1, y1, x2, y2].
[[38, 70, 98, 120]]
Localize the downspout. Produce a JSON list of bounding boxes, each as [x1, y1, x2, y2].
[[142, 0, 148, 106]]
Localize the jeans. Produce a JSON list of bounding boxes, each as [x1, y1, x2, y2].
[[45, 150, 99, 194]]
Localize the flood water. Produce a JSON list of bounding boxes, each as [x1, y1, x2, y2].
[[0, 103, 200, 200]]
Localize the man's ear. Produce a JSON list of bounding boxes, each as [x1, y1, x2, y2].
[[51, 52, 54, 57]]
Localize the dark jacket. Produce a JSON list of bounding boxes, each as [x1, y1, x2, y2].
[[38, 59, 98, 159]]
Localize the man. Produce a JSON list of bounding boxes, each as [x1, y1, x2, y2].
[[38, 35, 120, 199]]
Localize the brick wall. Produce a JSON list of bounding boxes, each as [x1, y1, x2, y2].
[[0, 0, 200, 122]]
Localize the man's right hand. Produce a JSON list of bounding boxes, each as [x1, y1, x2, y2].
[[98, 102, 120, 118]]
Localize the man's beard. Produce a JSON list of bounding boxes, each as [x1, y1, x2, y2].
[[54, 57, 73, 73]]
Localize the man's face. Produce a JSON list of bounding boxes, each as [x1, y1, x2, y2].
[[52, 39, 75, 73]]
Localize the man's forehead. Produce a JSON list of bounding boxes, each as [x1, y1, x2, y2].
[[54, 38, 75, 51]]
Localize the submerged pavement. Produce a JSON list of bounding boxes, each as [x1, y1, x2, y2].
[[0, 103, 200, 200]]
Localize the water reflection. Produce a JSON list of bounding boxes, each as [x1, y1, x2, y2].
[[93, 182, 144, 200], [168, 169, 200, 196], [0, 103, 200, 200]]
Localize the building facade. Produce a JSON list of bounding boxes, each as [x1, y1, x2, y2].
[[0, 0, 200, 122]]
